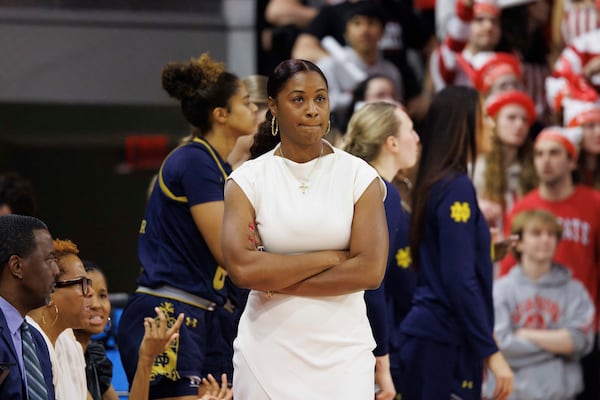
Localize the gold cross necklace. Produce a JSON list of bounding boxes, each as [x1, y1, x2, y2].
[[279, 141, 325, 194]]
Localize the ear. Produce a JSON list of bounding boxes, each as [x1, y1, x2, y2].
[[268, 97, 277, 119], [568, 155, 578, 171], [7, 255, 23, 280], [212, 107, 228, 125], [384, 135, 397, 153], [514, 239, 524, 255]]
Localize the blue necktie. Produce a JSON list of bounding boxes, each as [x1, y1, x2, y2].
[[21, 321, 49, 400]]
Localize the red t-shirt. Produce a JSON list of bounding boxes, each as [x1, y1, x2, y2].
[[499, 186, 600, 325]]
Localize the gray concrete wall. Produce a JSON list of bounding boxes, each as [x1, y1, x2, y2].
[[0, 0, 255, 105]]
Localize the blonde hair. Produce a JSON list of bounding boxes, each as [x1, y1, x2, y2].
[[242, 74, 268, 107], [510, 209, 562, 260], [343, 102, 400, 162], [482, 127, 537, 207]]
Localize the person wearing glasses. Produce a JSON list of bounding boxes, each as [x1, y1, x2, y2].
[[28, 238, 94, 400]]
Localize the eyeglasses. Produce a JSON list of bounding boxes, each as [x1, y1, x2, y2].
[[54, 277, 92, 296]]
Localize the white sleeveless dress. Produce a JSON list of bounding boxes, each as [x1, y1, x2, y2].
[[229, 142, 382, 399]]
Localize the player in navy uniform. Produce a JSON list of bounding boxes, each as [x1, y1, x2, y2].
[[396, 86, 513, 400], [343, 101, 420, 399], [116, 53, 257, 399]]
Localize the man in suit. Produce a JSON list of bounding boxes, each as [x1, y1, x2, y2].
[[0, 214, 59, 399]]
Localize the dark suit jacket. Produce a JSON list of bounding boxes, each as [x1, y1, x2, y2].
[[0, 311, 55, 400]]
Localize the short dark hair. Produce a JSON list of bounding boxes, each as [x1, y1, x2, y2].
[[0, 215, 48, 268], [344, 1, 386, 26], [0, 172, 38, 216]]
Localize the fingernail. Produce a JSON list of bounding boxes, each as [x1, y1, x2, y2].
[[249, 223, 255, 231], [248, 236, 254, 243]]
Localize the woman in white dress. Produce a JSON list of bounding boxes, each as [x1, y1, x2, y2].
[[222, 59, 389, 399]]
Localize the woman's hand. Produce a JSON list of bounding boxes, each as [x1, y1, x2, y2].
[[248, 221, 262, 251], [374, 355, 396, 400], [138, 307, 184, 363], [198, 373, 233, 400], [485, 351, 513, 400], [478, 198, 503, 227], [491, 228, 519, 262]]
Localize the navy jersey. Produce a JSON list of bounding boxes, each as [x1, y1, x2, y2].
[[137, 138, 235, 305], [365, 180, 402, 356], [383, 185, 417, 367], [399, 173, 497, 359]]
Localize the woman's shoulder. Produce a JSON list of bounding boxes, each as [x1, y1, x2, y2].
[[162, 141, 215, 171], [230, 148, 277, 177], [332, 145, 375, 170], [430, 173, 477, 209], [435, 172, 474, 193]]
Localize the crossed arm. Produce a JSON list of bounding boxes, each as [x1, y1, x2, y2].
[[221, 179, 388, 296]]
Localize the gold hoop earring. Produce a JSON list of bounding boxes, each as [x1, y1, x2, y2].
[[42, 303, 59, 327], [325, 120, 331, 135], [271, 117, 279, 136]]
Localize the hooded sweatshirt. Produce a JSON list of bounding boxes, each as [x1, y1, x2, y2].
[[483, 264, 595, 400]]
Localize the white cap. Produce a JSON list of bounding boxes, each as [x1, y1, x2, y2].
[[474, 0, 501, 15], [545, 76, 569, 112], [496, 0, 536, 9], [535, 126, 583, 158], [562, 98, 600, 127]]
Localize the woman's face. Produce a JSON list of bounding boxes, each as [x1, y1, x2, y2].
[[53, 254, 93, 331], [487, 74, 523, 98], [582, 121, 600, 155], [394, 108, 420, 169], [226, 82, 259, 137], [496, 104, 530, 148], [85, 270, 111, 335], [270, 71, 330, 146], [364, 77, 396, 103]]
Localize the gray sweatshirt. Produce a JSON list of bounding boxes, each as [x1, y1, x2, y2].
[[483, 264, 595, 400]]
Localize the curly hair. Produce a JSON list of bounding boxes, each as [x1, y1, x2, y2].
[[53, 239, 79, 258], [161, 53, 240, 136], [53, 239, 80, 277]]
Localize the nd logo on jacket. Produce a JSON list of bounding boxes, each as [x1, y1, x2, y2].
[[450, 202, 471, 223]]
